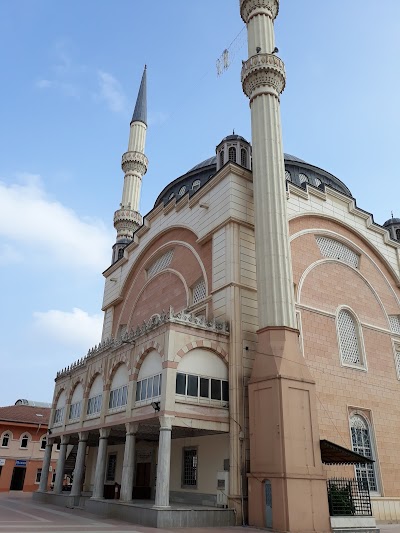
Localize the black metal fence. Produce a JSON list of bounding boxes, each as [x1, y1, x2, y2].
[[327, 478, 372, 516]]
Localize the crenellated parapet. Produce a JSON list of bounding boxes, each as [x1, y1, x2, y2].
[[121, 150, 148, 176], [240, 0, 279, 23], [241, 53, 286, 101]]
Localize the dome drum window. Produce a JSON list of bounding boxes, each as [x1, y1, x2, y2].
[[316, 236, 359, 268], [241, 148, 248, 167], [285, 170, 292, 182], [178, 186, 187, 197], [192, 278, 206, 305], [192, 179, 201, 191], [299, 173, 309, 185], [147, 249, 174, 279], [219, 150, 224, 168], [228, 147, 236, 162]]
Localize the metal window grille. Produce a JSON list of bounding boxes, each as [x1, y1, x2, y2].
[[106, 454, 117, 482], [108, 385, 128, 409], [147, 249, 174, 279], [219, 150, 224, 167], [178, 186, 186, 196], [327, 478, 372, 516], [228, 147, 236, 162], [350, 415, 378, 492], [54, 407, 64, 425], [395, 348, 400, 379], [192, 180, 201, 191], [299, 173, 309, 184], [193, 278, 206, 304], [338, 310, 362, 365], [241, 148, 247, 167], [316, 236, 359, 268], [87, 394, 102, 415], [183, 448, 197, 486], [69, 401, 81, 420], [314, 177, 322, 187], [285, 170, 291, 182], [389, 315, 400, 335]]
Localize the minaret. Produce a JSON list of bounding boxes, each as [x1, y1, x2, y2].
[[112, 66, 148, 263], [240, 1, 330, 531]]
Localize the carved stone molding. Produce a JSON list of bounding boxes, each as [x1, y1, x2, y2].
[[114, 209, 142, 238], [240, 0, 279, 23], [241, 53, 286, 99], [121, 151, 148, 176]]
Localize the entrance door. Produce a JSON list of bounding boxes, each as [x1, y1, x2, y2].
[[132, 462, 151, 499], [10, 467, 26, 490]]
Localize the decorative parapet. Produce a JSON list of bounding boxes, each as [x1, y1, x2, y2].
[[121, 150, 148, 176], [240, 0, 279, 23], [241, 53, 286, 101], [55, 309, 229, 380]]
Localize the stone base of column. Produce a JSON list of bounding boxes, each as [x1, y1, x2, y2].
[[247, 327, 330, 532]]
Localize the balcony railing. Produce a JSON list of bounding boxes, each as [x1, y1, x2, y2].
[[327, 478, 372, 516]]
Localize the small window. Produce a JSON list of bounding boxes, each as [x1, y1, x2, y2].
[[192, 278, 206, 305], [211, 379, 221, 400], [168, 193, 175, 200], [182, 448, 197, 487], [108, 385, 128, 410], [35, 468, 42, 484], [285, 170, 291, 182], [389, 315, 400, 335], [200, 377, 209, 398], [51, 471, 56, 483], [192, 180, 201, 191], [176, 373, 186, 395], [1, 433, 10, 447], [394, 345, 400, 380], [337, 309, 364, 368], [20, 434, 29, 449], [117, 248, 124, 260], [87, 394, 103, 415], [396, 229, 400, 241], [314, 177, 322, 187], [228, 147, 236, 162], [56, 442, 61, 451], [69, 401, 82, 421], [241, 148, 247, 167], [40, 436, 47, 450], [187, 375, 199, 397], [178, 186, 187, 197], [106, 454, 117, 482], [299, 173, 309, 185], [316, 236, 359, 269], [54, 407, 65, 425], [147, 249, 174, 279], [350, 414, 378, 492], [219, 150, 224, 167]]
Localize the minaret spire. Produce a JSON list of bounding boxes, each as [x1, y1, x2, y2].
[[240, 1, 330, 530], [112, 66, 149, 263]]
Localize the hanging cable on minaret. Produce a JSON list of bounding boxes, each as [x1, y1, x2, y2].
[[112, 66, 148, 263]]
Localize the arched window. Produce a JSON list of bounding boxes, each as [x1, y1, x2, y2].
[[178, 186, 186, 197], [299, 173, 309, 185], [219, 150, 224, 168], [241, 148, 247, 167], [396, 229, 400, 241], [40, 435, 47, 450], [1, 432, 10, 447], [135, 350, 163, 405], [228, 147, 236, 163], [87, 374, 103, 416], [314, 177, 322, 187], [54, 390, 66, 426], [117, 248, 124, 260], [20, 434, 29, 449], [69, 383, 83, 421], [337, 309, 365, 368], [109, 364, 129, 410], [192, 180, 201, 191], [285, 170, 292, 182], [350, 414, 378, 492]]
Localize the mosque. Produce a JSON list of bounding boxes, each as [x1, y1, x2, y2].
[[34, 1, 400, 531]]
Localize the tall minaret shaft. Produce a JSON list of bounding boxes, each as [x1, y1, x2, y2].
[[240, 2, 330, 531], [241, 1, 296, 330], [113, 67, 148, 262]]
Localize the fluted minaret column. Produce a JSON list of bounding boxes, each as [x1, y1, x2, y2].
[[240, 1, 330, 531], [112, 66, 148, 263]]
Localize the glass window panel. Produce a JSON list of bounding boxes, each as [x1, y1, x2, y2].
[[211, 379, 221, 400], [222, 381, 229, 401], [187, 375, 199, 397], [153, 375, 160, 397], [176, 373, 186, 395], [200, 377, 209, 398], [147, 377, 154, 399], [141, 379, 148, 401], [158, 374, 162, 396], [136, 381, 141, 401]]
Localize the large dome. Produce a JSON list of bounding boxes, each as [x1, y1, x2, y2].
[[154, 148, 352, 208]]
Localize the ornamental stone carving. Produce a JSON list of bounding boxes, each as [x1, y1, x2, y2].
[[121, 151, 148, 176], [114, 208, 142, 238], [240, 0, 279, 23], [241, 53, 286, 99]]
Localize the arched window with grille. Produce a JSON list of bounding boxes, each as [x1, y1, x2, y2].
[[396, 229, 400, 241], [219, 150, 224, 168], [1, 432, 11, 447], [350, 414, 378, 492], [241, 148, 247, 167], [337, 308, 366, 369], [20, 433, 30, 449], [228, 147, 236, 163]]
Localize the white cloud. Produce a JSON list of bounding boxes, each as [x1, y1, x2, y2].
[[35, 78, 80, 98], [0, 173, 112, 271], [97, 70, 126, 112], [33, 307, 103, 350], [0, 243, 23, 265]]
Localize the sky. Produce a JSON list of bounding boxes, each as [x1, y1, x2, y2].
[[0, 0, 399, 406]]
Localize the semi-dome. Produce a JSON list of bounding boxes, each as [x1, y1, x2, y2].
[[383, 218, 400, 227], [154, 138, 352, 208]]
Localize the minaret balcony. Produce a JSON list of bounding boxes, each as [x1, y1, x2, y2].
[[241, 53, 286, 100], [121, 151, 148, 176], [240, 0, 279, 22]]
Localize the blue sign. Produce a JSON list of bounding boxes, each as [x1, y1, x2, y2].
[[15, 460, 26, 467]]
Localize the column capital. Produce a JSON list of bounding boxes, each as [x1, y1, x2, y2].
[[61, 435, 70, 445], [78, 431, 89, 442], [125, 422, 139, 435], [159, 415, 174, 431], [99, 427, 111, 439], [240, 0, 279, 24]]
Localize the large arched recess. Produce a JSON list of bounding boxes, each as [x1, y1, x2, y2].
[[112, 227, 212, 335]]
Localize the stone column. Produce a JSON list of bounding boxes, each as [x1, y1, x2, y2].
[[154, 415, 173, 508], [70, 431, 88, 498], [38, 437, 54, 492], [91, 428, 110, 499], [120, 422, 139, 501], [53, 435, 70, 494]]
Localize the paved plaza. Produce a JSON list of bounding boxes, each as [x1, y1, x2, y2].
[[1, 492, 400, 533]]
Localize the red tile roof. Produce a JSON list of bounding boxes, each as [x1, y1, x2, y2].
[[0, 405, 51, 425]]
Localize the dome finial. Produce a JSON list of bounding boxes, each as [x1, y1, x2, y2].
[[233, 128, 235, 135]]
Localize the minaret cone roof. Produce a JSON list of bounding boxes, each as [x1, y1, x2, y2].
[[131, 65, 147, 126]]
